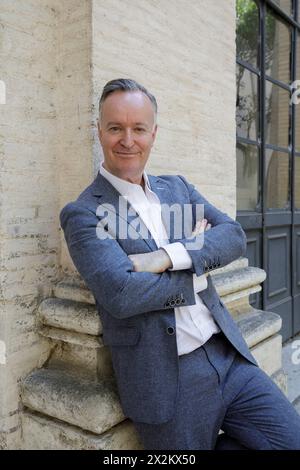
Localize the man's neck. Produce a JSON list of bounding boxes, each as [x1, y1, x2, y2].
[[102, 162, 145, 190]]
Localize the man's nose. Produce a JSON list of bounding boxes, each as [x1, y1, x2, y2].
[[120, 130, 134, 148]]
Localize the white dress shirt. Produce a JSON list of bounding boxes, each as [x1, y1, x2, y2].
[[99, 162, 220, 355]]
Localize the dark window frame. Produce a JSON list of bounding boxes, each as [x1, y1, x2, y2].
[[237, 0, 300, 215]]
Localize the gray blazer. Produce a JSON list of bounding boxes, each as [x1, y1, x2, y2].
[[60, 172, 257, 424]]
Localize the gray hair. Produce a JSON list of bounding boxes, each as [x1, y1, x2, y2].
[[98, 78, 157, 123]]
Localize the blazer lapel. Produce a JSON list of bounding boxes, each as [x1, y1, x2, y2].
[[91, 172, 186, 250], [91, 172, 157, 251], [147, 175, 177, 244]]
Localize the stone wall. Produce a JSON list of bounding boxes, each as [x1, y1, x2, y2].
[[91, 0, 236, 215], [56, 0, 94, 272], [0, 0, 238, 449], [0, 0, 61, 448]]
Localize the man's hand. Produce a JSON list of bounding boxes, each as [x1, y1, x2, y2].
[[191, 218, 211, 277], [191, 218, 211, 237], [128, 219, 212, 274], [128, 249, 172, 273]]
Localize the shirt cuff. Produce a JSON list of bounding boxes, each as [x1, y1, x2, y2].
[[193, 273, 208, 293], [161, 242, 193, 271]]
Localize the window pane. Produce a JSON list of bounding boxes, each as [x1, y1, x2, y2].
[[236, 65, 259, 140], [265, 81, 290, 148], [265, 8, 291, 84], [265, 149, 290, 209], [237, 143, 259, 211], [295, 156, 300, 208], [236, 0, 259, 67], [272, 0, 292, 16]]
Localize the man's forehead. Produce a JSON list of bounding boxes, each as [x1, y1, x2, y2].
[[101, 91, 154, 120]]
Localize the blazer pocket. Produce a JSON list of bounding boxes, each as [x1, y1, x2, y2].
[[102, 326, 141, 346]]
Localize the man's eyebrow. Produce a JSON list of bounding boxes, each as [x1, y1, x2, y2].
[[106, 121, 149, 127], [106, 122, 121, 127]]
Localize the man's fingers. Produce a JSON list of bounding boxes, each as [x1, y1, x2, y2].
[[192, 219, 211, 236], [193, 219, 206, 231]]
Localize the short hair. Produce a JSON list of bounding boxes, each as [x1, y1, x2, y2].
[[98, 78, 157, 121]]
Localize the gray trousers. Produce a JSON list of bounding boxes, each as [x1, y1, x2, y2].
[[133, 332, 300, 450]]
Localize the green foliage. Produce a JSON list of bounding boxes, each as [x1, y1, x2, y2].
[[236, 0, 259, 64]]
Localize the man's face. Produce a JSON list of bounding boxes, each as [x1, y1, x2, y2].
[[98, 90, 157, 183]]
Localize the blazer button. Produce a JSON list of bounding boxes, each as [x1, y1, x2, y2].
[[175, 298, 181, 305], [169, 299, 176, 307], [167, 326, 175, 335]]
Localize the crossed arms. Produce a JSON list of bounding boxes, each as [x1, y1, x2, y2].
[[128, 218, 211, 274], [60, 176, 247, 319]]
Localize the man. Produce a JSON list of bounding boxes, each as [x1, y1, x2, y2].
[[60, 78, 300, 450]]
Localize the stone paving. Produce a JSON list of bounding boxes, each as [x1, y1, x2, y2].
[[282, 334, 300, 415]]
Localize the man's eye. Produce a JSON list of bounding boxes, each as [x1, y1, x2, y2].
[[135, 128, 146, 132], [109, 127, 120, 132]]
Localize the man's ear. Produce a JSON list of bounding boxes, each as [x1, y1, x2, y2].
[[152, 124, 158, 143], [97, 120, 102, 142]]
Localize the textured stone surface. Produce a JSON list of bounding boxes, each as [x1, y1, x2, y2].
[[53, 263, 264, 321], [91, 0, 236, 216], [39, 325, 103, 348], [21, 410, 143, 450], [210, 257, 248, 274], [251, 335, 282, 377], [0, 0, 60, 446], [54, 280, 95, 305], [221, 286, 262, 308], [293, 397, 300, 415], [38, 298, 102, 335], [237, 310, 282, 348], [21, 367, 124, 434], [213, 267, 266, 297], [272, 369, 288, 397], [282, 334, 300, 403]]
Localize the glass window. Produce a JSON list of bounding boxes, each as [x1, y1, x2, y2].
[[265, 149, 290, 209], [236, 0, 259, 67], [265, 8, 291, 84], [272, 0, 293, 17], [265, 81, 290, 148], [237, 143, 259, 210], [295, 156, 300, 208], [236, 65, 259, 140]]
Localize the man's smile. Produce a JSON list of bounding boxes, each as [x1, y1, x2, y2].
[[114, 151, 140, 156]]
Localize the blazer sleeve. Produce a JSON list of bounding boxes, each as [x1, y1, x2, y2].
[[177, 175, 247, 277], [60, 202, 197, 320]]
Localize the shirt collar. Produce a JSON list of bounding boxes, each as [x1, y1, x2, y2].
[[99, 160, 152, 196]]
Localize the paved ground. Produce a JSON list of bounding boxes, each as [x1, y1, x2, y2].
[[282, 333, 300, 414]]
